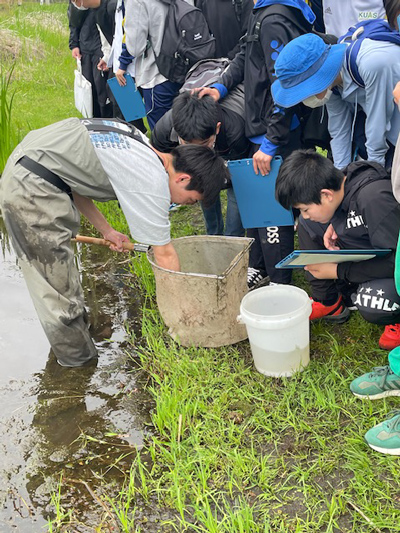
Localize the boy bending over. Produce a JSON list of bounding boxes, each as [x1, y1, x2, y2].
[[276, 149, 400, 454], [276, 150, 400, 349]]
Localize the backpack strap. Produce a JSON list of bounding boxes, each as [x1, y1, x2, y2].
[[340, 19, 400, 89], [243, 4, 310, 44]]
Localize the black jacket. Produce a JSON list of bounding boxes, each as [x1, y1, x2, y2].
[[68, 3, 102, 56], [93, 0, 118, 46], [219, 4, 312, 144], [332, 161, 400, 284], [150, 105, 250, 161], [195, 0, 253, 59]]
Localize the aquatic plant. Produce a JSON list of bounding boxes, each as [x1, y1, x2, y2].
[[0, 64, 16, 173]]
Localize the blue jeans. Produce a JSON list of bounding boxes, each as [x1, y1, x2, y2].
[[142, 80, 181, 130], [201, 188, 245, 237]]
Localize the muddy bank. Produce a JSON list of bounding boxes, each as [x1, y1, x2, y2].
[[0, 218, 152, 531]]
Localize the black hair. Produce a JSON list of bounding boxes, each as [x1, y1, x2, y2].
[[275, 149, 344, 209], [172, 92, 218, 142], [383, 0, 400, 28], [170, 144, 229, 208]]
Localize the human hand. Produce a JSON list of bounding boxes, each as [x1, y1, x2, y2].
[[252, 150, 273, 176], [116, 69, 127, 86], [323, 224, 340, 250], [72, 47, 82, 60], [393, 81, 400, 107], [192, 87, 220, 101], [97, 58, 109, 71], [304, 263, 338, 279], [102, 229, 131, 252]]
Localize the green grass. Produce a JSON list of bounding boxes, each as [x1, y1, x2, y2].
[[1, 5, 399, 531], [0, 2, 76, 172], [0, 64, 18, 170]]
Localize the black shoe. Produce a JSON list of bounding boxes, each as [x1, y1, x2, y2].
[[247, 268, 268, 289], [341, 292, 358, 311]]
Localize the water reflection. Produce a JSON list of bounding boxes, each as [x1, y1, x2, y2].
[[0, 216, 152, 531]]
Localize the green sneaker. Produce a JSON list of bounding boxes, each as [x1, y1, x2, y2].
[[350, 366, 400, 399], [365, 411, 400, 455]]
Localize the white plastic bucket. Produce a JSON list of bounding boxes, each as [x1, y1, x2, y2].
[[238, 285, 312, 377]]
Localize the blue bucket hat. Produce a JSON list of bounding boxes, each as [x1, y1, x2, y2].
[[271, 33, 346, 108]]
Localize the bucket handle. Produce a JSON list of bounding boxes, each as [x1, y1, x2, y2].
[[237, 314, 244, 324]]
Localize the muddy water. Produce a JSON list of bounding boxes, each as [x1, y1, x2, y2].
[[0, 217, 152, 531]]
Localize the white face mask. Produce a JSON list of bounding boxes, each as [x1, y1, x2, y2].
[[302, 88, 332, 108], [71, 0, 88, 10]]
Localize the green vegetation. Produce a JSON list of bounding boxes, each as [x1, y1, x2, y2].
[[0, 64, 17, 170], [0, 2, 76, 173], [1, 4, 400, 531]]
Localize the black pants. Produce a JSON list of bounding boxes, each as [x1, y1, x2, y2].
[[81, 53, 113, 118], [248, 128, 301, 284], [299, 217, 400, 325]]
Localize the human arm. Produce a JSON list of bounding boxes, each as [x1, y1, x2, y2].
[[71, 47, 82, 59], [152, 242, 180, 271], [326, 92, 353, 169], [97, 58, 108, 71], [394, 81, 400, 107], [392, 83, 400, 203], [69, 20, 81, 55], [336, 184, 400, 283], [150, 110, 177, 153], [68, 0, 88, 41], [391, 124, 400, 203], [305, 263, 338, 279], [73, 0, 101, 8], [68, 2, 83, 58], [226, 0, 253, 59], [360, 42, 400, 166], [116, 42, 134, 85], [253, 16, 301, 175], [124, 0, 149, 58], [323, 224, 340, 250], [218, 40, 246, 92], [194, 87, 221, 101], [72, 192, 131, 252]]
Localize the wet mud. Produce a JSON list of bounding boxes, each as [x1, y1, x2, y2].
[[0, 217, 153, 531]]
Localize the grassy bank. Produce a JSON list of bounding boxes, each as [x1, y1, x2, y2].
[[1, 5, 400, 532], [0, 2, 76, 171]]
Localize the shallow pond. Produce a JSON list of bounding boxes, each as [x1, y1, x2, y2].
[[0, 217, 152, 531]]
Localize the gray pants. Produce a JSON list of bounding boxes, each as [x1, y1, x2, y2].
[[0, 157, 97, 367]]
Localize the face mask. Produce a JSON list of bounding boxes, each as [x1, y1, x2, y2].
[[71, 0, 88, 10], [302, 88, 332, 108]]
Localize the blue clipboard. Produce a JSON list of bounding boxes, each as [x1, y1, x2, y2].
[[107, 73, 146, 122], [275, 249, 392, 269], [228, 157, 294, 229]]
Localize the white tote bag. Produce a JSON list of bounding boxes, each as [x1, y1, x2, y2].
[[74, 59, 93, 118]]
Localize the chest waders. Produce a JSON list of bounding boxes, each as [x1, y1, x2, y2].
[[0, 118, 150, 367]]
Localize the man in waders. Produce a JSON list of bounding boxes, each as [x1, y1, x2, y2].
[[0, 117, 228, 368]]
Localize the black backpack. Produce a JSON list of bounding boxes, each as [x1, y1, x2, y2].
[[155, 0, 216, 85]]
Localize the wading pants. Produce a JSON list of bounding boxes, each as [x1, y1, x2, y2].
[[0, 156, 97, 367]]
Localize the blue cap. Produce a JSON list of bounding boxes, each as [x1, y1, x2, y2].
[[271, 33, 346, 108]]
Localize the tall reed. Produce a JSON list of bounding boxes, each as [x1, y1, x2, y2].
[[0, 65, 17, 174]]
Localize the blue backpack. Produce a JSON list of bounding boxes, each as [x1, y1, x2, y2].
[[339, 19, 400, 88]]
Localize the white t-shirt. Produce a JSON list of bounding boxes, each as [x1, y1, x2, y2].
[[90, 130, 171, 246], [322, 0, 386, 37]]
